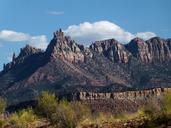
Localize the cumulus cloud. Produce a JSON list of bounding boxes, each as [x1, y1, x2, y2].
[[47, 11, 64, 15], [29, 35, 48, 49], [0, 30, 48, 49], [135, 32, 156, 40], [64, 21, 156, 44], [0, 30, 29, 42]]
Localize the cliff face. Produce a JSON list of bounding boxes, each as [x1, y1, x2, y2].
[[146, 37, 171, 62], [126, 37, 171, 63], [126, 38, 151, 63], [0, 29, 171, 105], [78, 88, 171, 100], [88, 37, 171, 64], [90, 39, 129, 63]]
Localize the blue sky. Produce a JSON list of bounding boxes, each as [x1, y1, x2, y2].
[[0, 0, 171, 70]]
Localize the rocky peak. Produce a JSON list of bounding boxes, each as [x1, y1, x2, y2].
[[166, 38, 171, 50], [2, 45, 42, 72], [45, 29, 85, 63], [18, 44, 42, 59], [146, 37, 171, 62], [90, 39, 129, 63], [126, 38, 151, 63], [90, 39, 119, 52], [125, 37, 171, 63]]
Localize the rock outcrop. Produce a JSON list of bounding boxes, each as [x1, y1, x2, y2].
[[126, 37, 171, 63], [146, 37, 171, 62], [17, 44, 42, 59], [90, 39, 129, 63], [77, 88, 171, 100], [46, 29, 85, 63], [126, 38, 151, 63], [3, 45, 43, 72]]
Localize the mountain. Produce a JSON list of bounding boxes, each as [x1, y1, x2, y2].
[[0, 29, 171, 104]]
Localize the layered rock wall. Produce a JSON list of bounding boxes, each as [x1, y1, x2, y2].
[[77, 88, 171, 100]]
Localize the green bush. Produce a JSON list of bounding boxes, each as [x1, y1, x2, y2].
[[9, 108, 38, 128], [36, 92, 92, 128], [0, 119, 7, 128], [0, 97, 7, 114], [71, 101, 91, 121], [141, 93, 171, 127], [36, 91, 57, 118], [142, 96, 160, 119], [161, 92, 171, 114], [51, 98, 75, 128]]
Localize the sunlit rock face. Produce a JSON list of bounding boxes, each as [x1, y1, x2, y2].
[[126, 38, 151, 63], [126, 37, 171, 63], [146, 37, 171, 62], [46, 29, 85, 63], [90, 39, 130, 63], [77, 88, 171, 100]]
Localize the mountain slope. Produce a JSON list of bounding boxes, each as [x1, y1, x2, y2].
[[0, 29, 171, 104]]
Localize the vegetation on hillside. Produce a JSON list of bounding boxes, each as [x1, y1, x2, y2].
[[0, 92, 171, 128]]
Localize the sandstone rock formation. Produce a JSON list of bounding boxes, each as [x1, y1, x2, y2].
[[46, 29, 85, 63], [0, 29, 171, 105], [77, 88, 171, 100], [126, 37, 171, 63], [3, 45, 43, 72], [90, 39, 129, 63], [126, 38, 151, 63]]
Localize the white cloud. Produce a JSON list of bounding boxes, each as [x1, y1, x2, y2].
[[64, 21, 156, 44], [135, 32, 156, 40], [29, 35, 48, 49], [47, 11, 64, 15], [0, 30, 29, 42], [0, 30, 48, 49]]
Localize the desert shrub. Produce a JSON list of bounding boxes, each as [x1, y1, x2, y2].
[[9, 108, 38, 128], [0, 97, 7, 114], [142, 93, 171, 127], [152, 92, 171, 127], [71, 101, 91, 121], [142, 96, 160, 119], [36, 92, 92, 128], [0, 119, 7, 127], [37, 92, 76, 127], [51, 98, 75, 128], [161, 92, 171, 114], [36, 91, 57, 118]]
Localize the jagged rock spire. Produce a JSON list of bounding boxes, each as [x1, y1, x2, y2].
[[3, 63, 6, 70], [53, 28, 64, 39], [12, 52, 16, 62], [46, 29, 85, 63], [18, 44, 42, 58]]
